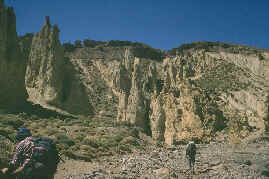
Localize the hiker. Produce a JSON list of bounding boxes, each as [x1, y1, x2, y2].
[[1, 128, 59, 179], [1, 128, 34, 178], [186, 141, 197, 172]]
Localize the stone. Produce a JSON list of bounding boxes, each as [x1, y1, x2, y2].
[[153, 168, 170, 175], [0, 0, 28, 110], [25, 17, 91, 115], [62, 43, 269, 144]]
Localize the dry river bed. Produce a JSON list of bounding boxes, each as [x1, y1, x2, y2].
[[55, 140, 269, 179]]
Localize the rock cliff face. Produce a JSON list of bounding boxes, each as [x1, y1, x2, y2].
[[0, 0, 28, 110], [26, 17, 64, 105], [66, 45, 269, 144], [25, 17, 91, 115], [153, 47, 269, 144], [18, 16, 269, 143]]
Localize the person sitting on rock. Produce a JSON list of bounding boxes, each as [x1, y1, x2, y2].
[[186, 141, 197, 173]]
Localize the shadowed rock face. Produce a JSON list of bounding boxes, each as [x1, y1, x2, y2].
[[0, 2, 28, 110], [25, 16, 64, 105], [25, 17, 92, 115]]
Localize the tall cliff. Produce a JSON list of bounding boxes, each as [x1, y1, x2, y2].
[[21, 14, 269, 144], [25, 17, 91, 115], [152, 45, 269, 144], [0, 0, 28, 110], [65, 43, 269, 144]]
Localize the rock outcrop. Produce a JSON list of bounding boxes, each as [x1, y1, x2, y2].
[[72, 48, 160, 134], [25, 17, 91, 115], [0, 0, 28, 110], [25, 16, 65, 105], [61, 44, 269, 144], [151, 47, 269, 144]]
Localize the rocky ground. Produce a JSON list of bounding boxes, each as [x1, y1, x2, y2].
[[55, 136, 269, 179]]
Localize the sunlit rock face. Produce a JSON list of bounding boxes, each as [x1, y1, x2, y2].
[[0, 1, 28, 110], [68, 44, 269, 144], [153, 48, 269, 144]]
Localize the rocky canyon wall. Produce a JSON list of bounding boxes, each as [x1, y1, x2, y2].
[[0, 1, 28, 110], [33, 38, 269, 144], [67, 46, 269, 144], [25, 17, 92, 115], [2, 0, 269, 144]]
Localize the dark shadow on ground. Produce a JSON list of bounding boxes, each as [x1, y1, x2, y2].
[[0, 102, 76, 120]]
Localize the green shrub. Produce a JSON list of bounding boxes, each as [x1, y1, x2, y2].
[[46, 128, 58, 136], [0, 118, 24, 129], [18, 33, 34, 59], [55, 133, 75, 147], [74, 40, 82, 48], [64, 150, 93, 162], [0, 136, 14, 168], [83, 39, 97, 48], [113, 135, 124, 143], [83, 39, 106, 48], [82, 138, 99, 148], [168, 41, 233, 55], [29, 115, 40, 121], [96, 136, 111, 148], [107, 40, 132, 47], [65, 119, 87, 126], [132, 46, 163, 61], [75, 133, 86, 141], [129, 128, 140, 138], [120, 136, 140, 146], [118, 144, 132, 153], [114, 121, 133, 127], [0, 128, 13, 137], [63, 42, 76, 52]]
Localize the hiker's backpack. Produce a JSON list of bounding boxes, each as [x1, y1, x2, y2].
[[31, 136, 60, 173], [186, 142, 196, 157]]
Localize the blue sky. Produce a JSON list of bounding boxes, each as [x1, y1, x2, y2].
[[6, 0, 269, 50]]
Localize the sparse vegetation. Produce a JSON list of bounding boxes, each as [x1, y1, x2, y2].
[[62, 41, 76, 52], [18, 33, 34, 59], [132, 44, 163, 61], [74, 40, 82, 48], [194, 61, 250, 92], [83, 39, 98, 48], [63, 39, 164, 61], [107, 40, 133, 47], [0, 136, 15, 168], [55, 133, 75, 148], [0, 112, 145, 167], [83, 39, 106, 48], [168, 41, 269, 56]]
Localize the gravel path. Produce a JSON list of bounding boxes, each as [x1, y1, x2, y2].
[[56, 140, 269, 179]]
